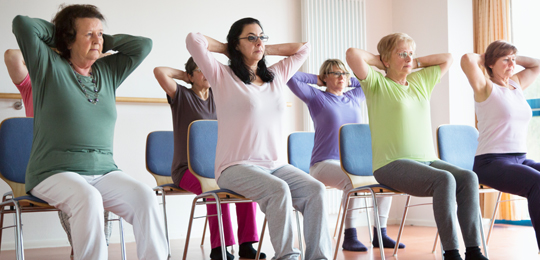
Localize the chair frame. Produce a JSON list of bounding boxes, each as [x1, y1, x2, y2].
[[0, 117, 126, 260], [145, 130, 196, 258], [435, 124, 527, 257], [334, 123, 409, 260], [183, 120, 304, 260], [286, 132, 373, 241]]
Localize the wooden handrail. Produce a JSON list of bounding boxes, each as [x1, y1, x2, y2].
[[0, 93, 167, 104]]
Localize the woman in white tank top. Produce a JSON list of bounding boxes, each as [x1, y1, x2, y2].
[[461, 40, 540, 250]]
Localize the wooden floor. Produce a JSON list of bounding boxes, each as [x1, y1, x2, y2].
[[1, 224, 538, 260]]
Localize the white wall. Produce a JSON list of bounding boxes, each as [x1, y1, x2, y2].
[[0, 0, 478, 249], [0, 0, 302, 249]]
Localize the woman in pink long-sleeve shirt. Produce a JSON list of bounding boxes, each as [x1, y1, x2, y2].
[[186, 17, 332, 260]]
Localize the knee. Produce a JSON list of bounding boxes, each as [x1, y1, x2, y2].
[[435, 171, 457, 191], [300, 177, 326, 201], [271, 179, 292, 198], [70, 186, 103, 213], [130, 183, 158, 207], [460, 170, 479, 187]]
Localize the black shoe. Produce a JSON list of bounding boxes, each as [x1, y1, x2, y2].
[[210, 246, 234, 260], [239, 242, 266, 259]]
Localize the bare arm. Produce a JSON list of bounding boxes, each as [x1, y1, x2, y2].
[[415, 53, 453, 76], [514, 55, 540, 90], [346, 48, 384, 80], [265, 43, 306, 56], [153, 67, 188, 97], [461, 53, 489, 101], [4, 49, 28, 84]]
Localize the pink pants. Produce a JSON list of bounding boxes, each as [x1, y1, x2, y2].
[[179, 169, 259, 248]]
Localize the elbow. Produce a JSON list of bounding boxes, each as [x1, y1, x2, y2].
[[346, 48, 356, 58], [4, 49, 21, 66], [141, 37, 153, 57], [185, 32, 197, 51], [153, 67, 162, 78], [460, 54, 474, 68], [446, 53, 454, 66]]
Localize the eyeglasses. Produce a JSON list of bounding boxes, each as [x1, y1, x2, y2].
[[239, 35, 269, 43], [326, 71, 350, 77], [193, 68, 202, 73], [397, 51, 414, 59]]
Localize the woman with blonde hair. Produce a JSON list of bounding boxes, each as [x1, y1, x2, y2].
[[462, 40, 540, 250], [287, 59, 404, 251], [346, 33, 487, 260]]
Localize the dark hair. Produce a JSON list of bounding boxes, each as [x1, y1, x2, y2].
[[484, 40, 517, 78], [226, 17, 274, 84], [52, 4, 105, 60], [184, 57, 198, 84]]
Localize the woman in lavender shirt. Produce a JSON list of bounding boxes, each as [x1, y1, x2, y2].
[[287, 59, 403, 252]]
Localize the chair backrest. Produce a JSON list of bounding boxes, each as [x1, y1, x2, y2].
[[146, 131, 174, 186], [339, 124, 373, 176], [437, 124, 478, 171], [287, 132, 315, 173], [187, 120, 220, 192], [527, 98, 540, 117], [0, 117, 33, 197]]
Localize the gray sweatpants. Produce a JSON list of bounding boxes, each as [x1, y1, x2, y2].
[[218, 164, 332, 260], [373, 159, 482, 251]]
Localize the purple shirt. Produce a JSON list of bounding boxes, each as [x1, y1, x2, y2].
[[287, 72, 365, 166]]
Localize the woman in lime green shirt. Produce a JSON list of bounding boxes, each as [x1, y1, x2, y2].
[[346, 33, 487, 260]]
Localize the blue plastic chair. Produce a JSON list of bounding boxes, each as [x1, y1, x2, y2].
[[335, 124, 409, 260], [184, 120, 303, 260], [437, 124, 508, 257], [146, 131, 193, 257], [287, 132, 315, 173], [183, 120, 261, 260], [0, 117, 125, 260]]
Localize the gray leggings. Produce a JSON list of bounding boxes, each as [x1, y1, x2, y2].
[[373, 159, 482, 250]]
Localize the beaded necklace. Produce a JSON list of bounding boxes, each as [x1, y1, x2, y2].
[[70, 63, 99, 104]]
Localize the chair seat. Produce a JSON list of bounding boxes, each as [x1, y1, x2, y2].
[[13, 195, 54, 208], [349, 175, 379, 188], [198, 189, 247, 200], [154, 183, 191, 193]]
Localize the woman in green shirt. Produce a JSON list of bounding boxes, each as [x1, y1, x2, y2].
[[346, 33, 487, 260], [12, 4, 167, 259]]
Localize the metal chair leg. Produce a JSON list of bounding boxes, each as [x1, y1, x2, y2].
[[118, 217, 126, 260], [333, 191, 352, 260], [182, 197, 200, 260], [440, 238, 444, 259], [256, 218, 267, 260], [159, 189, 171, 258], [364, 196, 372, 242], [432, 231, 439, 253], [333, 202, 342, 238], [295, 210, 303, 260], [479, 211, 488, 258], [13, 202, 24, 260], [393, 195, 411, 256], [486, 192, 502, 244], [0, 195, 7, 254], [371, 189, 385, 260], [201, 218, 208, 246], [210, 193, 227, 260]]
